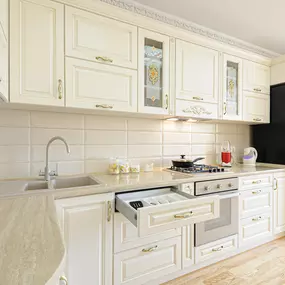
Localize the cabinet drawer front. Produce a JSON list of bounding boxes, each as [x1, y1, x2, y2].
[[239, 174, 273, 190], [240, 213, 272, 246], [240, 187, 272, 218], [65, 6, 137, 69], [176, 99, 218, 119], [195, 235, 238, 264], [66, 57, 137, 112], [116, 188, 219, 237], [114, 236, 181, 285], [114, 213, 181, 253]]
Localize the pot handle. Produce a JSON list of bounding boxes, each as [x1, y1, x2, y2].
[[192, 157, 205, 164], [180, 155, 186, 159]]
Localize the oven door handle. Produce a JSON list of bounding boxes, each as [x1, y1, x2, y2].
[[218, 191, 240, 200]]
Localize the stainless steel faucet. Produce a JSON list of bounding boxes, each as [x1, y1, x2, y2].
[[39, 136, 71, 181]]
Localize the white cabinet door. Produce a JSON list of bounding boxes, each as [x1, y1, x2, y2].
[[65, 6, 137, 69], [274, 173, 285, 234], [243, 91, 270, 123], [176, 40, 219, 103], [222, 54, 243, 121], [65, 57, 137, 112], [56, 193, 114, 285], [10, 0, 64, 106], [243, 60, 270, 95], [0, 29, 8, 102], [138, 28, 170, 114], [182, 225, 194, 268]]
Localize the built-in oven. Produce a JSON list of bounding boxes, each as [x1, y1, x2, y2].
[[193, 178, 239, 247]]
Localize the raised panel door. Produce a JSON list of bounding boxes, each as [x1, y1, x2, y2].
[[65, 6, 137, 69], [0, 29, 8, 102], [56, 193, 113, 285], [65, 57, 137, 111], [176, 40, 219, 103], [10, 0, 64, 106], [274, 174, 285, 234], [182, 225, 194, 268]]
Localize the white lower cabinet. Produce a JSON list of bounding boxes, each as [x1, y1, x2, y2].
[[274, 173, 285, 234], [114, 236, 182, 285], [0, 29, 8, 102], [65, 57, 137, 112], [55, 193, 114, 285], [195, 235, 238, 264], [239, 212, 272, 247]]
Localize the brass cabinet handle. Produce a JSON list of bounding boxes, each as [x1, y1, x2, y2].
[[252, 180, 262, 184], [165, 94, 169, 110], [253, 118, 262, 122], [193, 96, 204, 101], [223, 102, 227, 115], [59, 276, 68, 285], [252, 190, 262, 194], [142, 245, 158, 253], [58, 79, 63, 99], [96, 56, 113, 63], [212, 246, 223, 252], [95, 104, 114, 109], [274, 178, 278, 191], [107, 201, 112, 222], [174, 211, 193, 219], [253, 88, 262, 92], [252, 216, 262, 222]]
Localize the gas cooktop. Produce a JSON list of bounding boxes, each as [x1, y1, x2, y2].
[[167, 164, 230, 174]]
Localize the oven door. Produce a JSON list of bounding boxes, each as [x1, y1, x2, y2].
[[195, 191, 239, 247]]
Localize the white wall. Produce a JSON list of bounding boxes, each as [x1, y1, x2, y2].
[[0, 109, 250, 179]]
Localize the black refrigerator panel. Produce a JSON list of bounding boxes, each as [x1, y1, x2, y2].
[[270, 84, 285, 124]]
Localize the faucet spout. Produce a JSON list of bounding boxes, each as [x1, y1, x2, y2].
[[43, 136, 71, 181]]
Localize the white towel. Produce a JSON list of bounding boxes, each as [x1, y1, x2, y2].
[[0, 195, 65, 285]]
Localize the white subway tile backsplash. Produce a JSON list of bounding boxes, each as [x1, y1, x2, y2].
[[31, 129, 84, 145], [0, 110, 250, 177], [85, 115, 127, 130], [31, 112, 84, 129], [128, 131, 162, 145], [0, 127, 30, 145], [85, 130, 127, 145], [85, 145, 127, 160], [0, 110, 30, 127]]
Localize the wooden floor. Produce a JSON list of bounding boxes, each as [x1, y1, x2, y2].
[[163, 238, 285, 285]]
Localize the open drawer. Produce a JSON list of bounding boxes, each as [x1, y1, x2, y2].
[[116, 188, 219, 237]]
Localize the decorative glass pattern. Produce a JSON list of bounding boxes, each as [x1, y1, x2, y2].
[[225, 61, 239, 116], [144, 38, 163, 108]]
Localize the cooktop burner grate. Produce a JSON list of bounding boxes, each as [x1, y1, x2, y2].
[[168, 164, 225, 174]]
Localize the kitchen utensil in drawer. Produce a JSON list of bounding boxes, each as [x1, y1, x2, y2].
[[129, 201, 144, 210]]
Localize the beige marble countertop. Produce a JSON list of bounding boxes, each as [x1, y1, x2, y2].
[[0, 163, 285, 199]]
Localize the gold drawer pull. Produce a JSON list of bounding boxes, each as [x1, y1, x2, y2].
[[107, 201, 112, 222], [253, 118, 262, 122], [59, 276, 68, 285], [274, 178, 278, 191], [96, 56, 113, 63], [253, 88, 262, 92], [252, 180, 262, 184], [95, 104, 114, 109], [174, 211, 193, 219], [252, 190, 262, 194], [252, 216, 262, 222], [165, 94, 169, 110], [212, 246, 223, 252], [193, 96, 204, 101], [58, 79, 63, 100], [142, 245, 158, 253]]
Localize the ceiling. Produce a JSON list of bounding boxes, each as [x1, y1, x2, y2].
[[132, 0, 284, 55]]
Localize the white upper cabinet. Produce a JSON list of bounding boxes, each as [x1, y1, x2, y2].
[[10, 0, 65, 106], [56, 193, 113, 285], [243, 60, 270, 95], [243, 91, 270, 123], [65, 57, 137, 112], [138, 29, 170, 114], [176, 40, 219, 103], [0, 0, 8, 40], [0, 28, 8, 102], [65, 6, 137, 69], [222, 54, 243, 121]]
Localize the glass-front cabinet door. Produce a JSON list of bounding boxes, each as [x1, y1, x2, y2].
[[138, 28, 170, 114], [222, 54, 243, 120]]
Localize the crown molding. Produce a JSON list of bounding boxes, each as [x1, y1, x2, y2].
[[100, 0, 279, 59]]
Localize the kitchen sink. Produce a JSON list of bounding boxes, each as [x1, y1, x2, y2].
[[51, 176, 100, 189], [24, 181, 49, 191]]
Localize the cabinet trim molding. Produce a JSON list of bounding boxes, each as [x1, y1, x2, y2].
[[100, 0, 278, 59]]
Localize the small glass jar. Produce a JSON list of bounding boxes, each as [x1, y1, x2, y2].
[[130, 163, 140, 173], [109, 158, 119, 175], [119, 159, 130, 174]]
